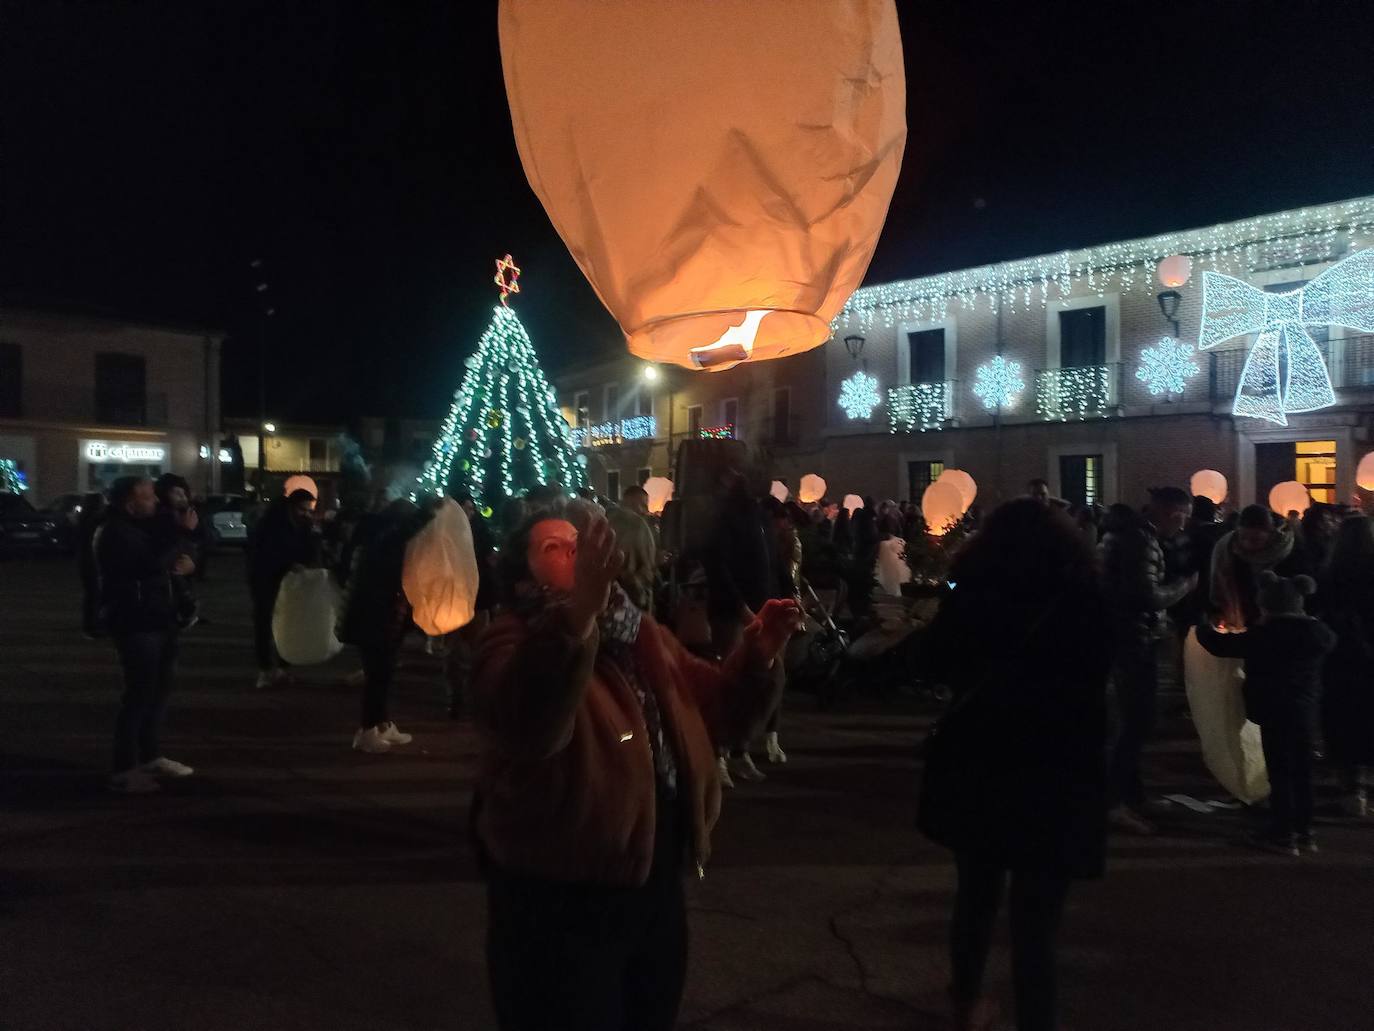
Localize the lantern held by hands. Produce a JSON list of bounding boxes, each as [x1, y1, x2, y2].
[[643, 477, 675, 516], [769, 480, 790, 503], [798, 474, 827, 505], [402, 499, 480, 636], [498, 0, 907, 371], [843, 494, 864, 514], [921, 480, 964, 536], [283, 475, 318, 499], [936, 469, 977, 513], [1190, 469, 1228, 505], [1268, 480, 1311, 517]]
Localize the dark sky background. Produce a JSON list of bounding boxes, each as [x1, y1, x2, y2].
[[3, 1, 1373, 423]]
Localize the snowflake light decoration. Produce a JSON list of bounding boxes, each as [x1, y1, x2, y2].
[[972, 355, 1025, 411], [1136, 336, 1200, 397], [838, 370, 881, 420]]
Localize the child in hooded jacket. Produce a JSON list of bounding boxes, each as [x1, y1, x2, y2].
[[1199, 570, 1336, 854]]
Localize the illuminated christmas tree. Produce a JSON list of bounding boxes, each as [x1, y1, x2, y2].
[[417, 255, 586, 510], [1, 458, 27, 494]]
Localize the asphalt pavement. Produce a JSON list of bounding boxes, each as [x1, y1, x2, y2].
[[2, 551, 1372, 1031]]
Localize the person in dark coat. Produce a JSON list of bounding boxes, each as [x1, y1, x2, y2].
[[1098, 488, 1196, 835], [1210, 504, 1309, 631], [1320, 516, 1374, 818], [337, 499, 429, 753], [97, 476, 198, 793], [918, 499, 1111, 1031], [155, 473, 201, 629], [1199, 572, 1336, 854], [76, 491, 109, 638], [247, 488, 321, 688], [445, 494, 499, 720]]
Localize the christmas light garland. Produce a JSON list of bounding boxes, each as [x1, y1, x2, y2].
[[570, 416, 657, 448], [0, 458, 27, 493], [1036, 366, 1114, 421], [887, 383, 947, 432]]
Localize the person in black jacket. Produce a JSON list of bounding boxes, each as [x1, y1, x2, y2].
[[1319, 516, 1374, 818], [1098, 488, 1196, 835], [1199, 571, 1336, 854], [247, 488, 321, 688], [97, 476, 197, 794], [918, 499, 1111, 1031]]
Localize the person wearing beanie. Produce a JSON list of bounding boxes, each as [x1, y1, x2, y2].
[[1199, 571, 1336, 855]]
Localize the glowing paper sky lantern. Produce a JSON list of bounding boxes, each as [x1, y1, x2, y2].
[[843, 494, 864, 514], [1268, 480, 1311, 517], [283, 475, 319, 499], [498, 0, 906, 371], [798, 474, 827, 505], [769, 480, 790, 503], [643, 477, 675, 515], [1190, 469, 1228, 505], [1157, 254, 1192, 289], [1357, 453, 1374, 491], [921, 480, 964, 536], [936, 469, 977, 513]]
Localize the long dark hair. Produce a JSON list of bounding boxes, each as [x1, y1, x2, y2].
[[949, 497, 1097, 597]]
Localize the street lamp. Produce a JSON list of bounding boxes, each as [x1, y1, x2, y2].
[[263, 422, 276, 434], [1156, 290, 1182, 338], [642, 364, 660, 383], [843, 334, 866, 361]]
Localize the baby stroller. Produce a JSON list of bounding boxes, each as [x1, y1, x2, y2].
[[785, 577, 850, 703]]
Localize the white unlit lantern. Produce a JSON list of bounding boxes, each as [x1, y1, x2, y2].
[[283, 474, 319, 499], [1268, 480, 1311, 517], [1357, 452, 1374, 491], [1190, 469, 1228, 504], [798, 473, 827, 504], [403, 499, 480, 636], [936, 469, 977, 513], [843, 493, 864, 514], [1158, 254, 1193, 289], [921, 480, 965, 536], [769, 480, 790, 503], [643, 476, 674, 515]]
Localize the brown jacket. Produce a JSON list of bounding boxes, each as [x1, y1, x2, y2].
[[472, 605, 771, 886]]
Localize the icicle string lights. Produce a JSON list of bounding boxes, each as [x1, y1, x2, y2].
[[570, 416, 657, 448], [1036, 366, 1114, 421], [887, 383, 947, 432], [834, 198, 1374, 332]]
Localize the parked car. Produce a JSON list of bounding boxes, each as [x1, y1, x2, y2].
[[0, 493, 62, 554], [40, 492, 88, 550], [205, 494, 249, 545]]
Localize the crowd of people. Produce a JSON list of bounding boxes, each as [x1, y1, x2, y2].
[[75, 466, 1374, 1031]]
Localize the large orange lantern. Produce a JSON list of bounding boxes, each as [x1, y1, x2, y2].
[[1268, 480, 1311, 517], [499, 0, 907, 372], [1190, 469, 1228, 505], [936, 469, 977, 513], [643, 477, 675, 516], [798, 474, 827, 505], [1357, 452, 1374, 491], [282, 474, 318, 500], [1157, 254, 1193, 289], [921, 481, 964, 536]]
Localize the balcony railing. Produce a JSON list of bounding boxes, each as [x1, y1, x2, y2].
[[1035, 365, 1119, 421], [1206, 335, 1374, 403], [887, 381, 951, 432], [570, 415, 657, 448]]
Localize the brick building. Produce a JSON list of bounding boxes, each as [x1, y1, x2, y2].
[[0, 306, 223, 501], [556, 195, 1374, 513]]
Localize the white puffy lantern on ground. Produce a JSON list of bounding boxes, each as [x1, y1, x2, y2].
[[643, 477, 675, 515], [499, 0, 907, 371], [1357, 452, 1374, 491], [769, 480, 790, 503], [402, 499, 480, 636], [843, 494, 864, 514], [283, 474, 318, 499], [1158, 254, 1193, 289], [272, 569, 342, 666], [1190, 469, 1228, 504], [798, 474, 827, 504], [936, 469, 977, 513], [1268, 480, 1311, 517], [921, 480, 964, 536]]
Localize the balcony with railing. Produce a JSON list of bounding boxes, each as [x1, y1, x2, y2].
[[1035, 364, 1120, 421], [570, 415, 658, 448], [1205, 334, 1374, 404], [887, 381, 952, 432]]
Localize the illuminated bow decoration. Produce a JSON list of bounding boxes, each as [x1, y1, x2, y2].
[[1198, 249, 1374, 425]]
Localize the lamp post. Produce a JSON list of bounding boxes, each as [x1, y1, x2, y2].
[[1157, 290, 1182, 338]]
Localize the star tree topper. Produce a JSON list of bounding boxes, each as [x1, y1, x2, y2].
[[495, 253, 522, 306]]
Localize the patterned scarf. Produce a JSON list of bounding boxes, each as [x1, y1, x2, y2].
[[598, 583, 677, 798]]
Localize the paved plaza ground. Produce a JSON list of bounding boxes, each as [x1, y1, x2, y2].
[[3, 551, 1373, 1031]]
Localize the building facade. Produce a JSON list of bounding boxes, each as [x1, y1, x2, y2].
[[0, 307, 223, 501], [557, 196, 1374, 513]]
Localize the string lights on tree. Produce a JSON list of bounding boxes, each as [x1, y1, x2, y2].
[[417, 256, 587, 509], [971, 355, 1025, 411], [1135, 336, 1200, 397], [0, 458, 27, 494], [837, 369, 882, 420]]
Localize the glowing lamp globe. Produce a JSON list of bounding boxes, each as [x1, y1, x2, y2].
[[921, 480, 964, 536], [1157, 254, 1193, 289], [283, 475, 319, 499], [843, 494, 864, 514], [1357, 452, 1374, 491], [769, 480, 790, 503], [936, 469, 977, 513], [798, 474, 827, 505], [643, 477, 675, 516], [1268, 480, 1311, 517], [1190, 469, 1228, 505], [498, 0, 907, 371]]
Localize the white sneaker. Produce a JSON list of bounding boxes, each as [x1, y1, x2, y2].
[[733, 753, 766, 782], [377, 721, 412, 745], [716, 755, 736, 789], [142, 757, 194, 778], [109, 769, 161, 794], [352, 726, 392, 754], [765, 731, 788, 764]]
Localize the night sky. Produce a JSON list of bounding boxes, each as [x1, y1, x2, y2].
[[3, 1, 1373, 423]]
